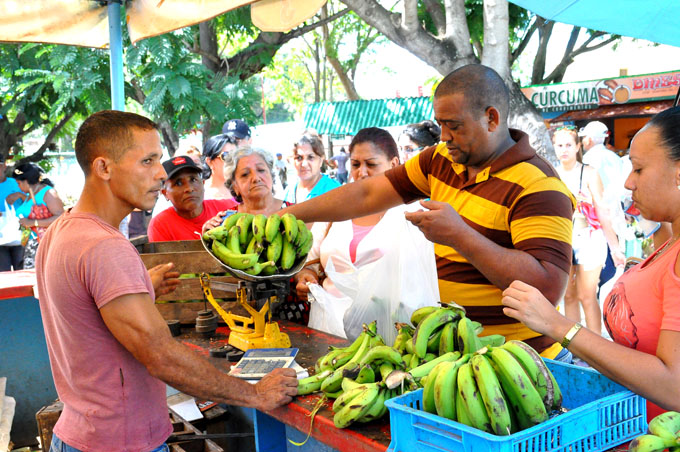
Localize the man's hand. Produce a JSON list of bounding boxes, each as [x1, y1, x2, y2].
[[148, 262, 181, 297], [501, 280, 566, 338], [294, 269, 319, 300], [203, 211, 228, 233], [254, 367, 298, 411], [404, 200, 465, 245]]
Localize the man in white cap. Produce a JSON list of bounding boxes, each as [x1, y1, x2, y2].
[[579, 121, 623, 192]]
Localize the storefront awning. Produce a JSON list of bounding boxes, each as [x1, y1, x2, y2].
[[550, 100, 673, 122], [303, 96, 433, 136]]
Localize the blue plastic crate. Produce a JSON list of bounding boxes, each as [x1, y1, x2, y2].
[[385, 359, 646, 452]]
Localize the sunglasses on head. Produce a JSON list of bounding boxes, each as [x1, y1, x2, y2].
[[554, 124, 578, 132], [400, 145, 425, 154]]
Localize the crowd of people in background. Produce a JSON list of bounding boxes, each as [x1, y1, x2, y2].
[[0, 80, 664, 335]]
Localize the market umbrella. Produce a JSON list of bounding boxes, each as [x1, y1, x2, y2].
[[0, 0, 326, 110], [507, 0, 680, 48]]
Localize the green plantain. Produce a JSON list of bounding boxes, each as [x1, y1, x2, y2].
[[211, 240, 259, 269], [281, 213, 299, 243], [264, 214, 281, 243], [471, 353, 512, 436], [413, 309, 461, 358]]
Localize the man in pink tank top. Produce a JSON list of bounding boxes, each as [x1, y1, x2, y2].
[[35, 110, 298, 452]]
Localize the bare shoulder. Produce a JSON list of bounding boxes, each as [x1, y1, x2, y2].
[[583, 164, 598, 178], [45, 187, 62, 199], [584, 164, 604, 187]]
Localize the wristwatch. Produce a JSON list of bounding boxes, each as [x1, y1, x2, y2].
[[560, 323, 583, 349]]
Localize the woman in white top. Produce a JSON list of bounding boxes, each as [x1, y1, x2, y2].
[[553, 126, 625, 336], [294, 127, 438, 341]]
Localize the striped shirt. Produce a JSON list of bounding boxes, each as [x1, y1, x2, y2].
[[385, 129, 574, 354]]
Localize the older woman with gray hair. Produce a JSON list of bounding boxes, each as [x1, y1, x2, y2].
[[203, 146, 290, 229]]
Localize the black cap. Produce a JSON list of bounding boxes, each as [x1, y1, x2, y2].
[[221, 119, 251, 139], [162, 156, 202, 180]]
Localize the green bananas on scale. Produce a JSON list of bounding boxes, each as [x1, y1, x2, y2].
[[203, 212, 312, 275], [629, 411, 680, 452]]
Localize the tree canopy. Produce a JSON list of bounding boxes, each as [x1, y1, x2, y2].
[[0, 1, 624, 164], [0, 5, 344, 163]]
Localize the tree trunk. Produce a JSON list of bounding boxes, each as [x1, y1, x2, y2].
[[198, 21, 222, 74], [506, 79, 555, 164], [0, 119, 18, 161], [341, 0, 554, 158], [321, 5, 360, 100], [481, 0, 509, 79], [326, 56, 360, 100], [15, 113, 75, 165], [201, 121, 212, 147], [314, 39, 321, 103], [193, 9, 350, 81], [530, 18, 553, 85], [159, 121, 180, 156]]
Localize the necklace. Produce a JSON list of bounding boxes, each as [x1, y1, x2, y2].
[[650, 234, 680, 263]]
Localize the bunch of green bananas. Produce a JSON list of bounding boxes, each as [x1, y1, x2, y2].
[[203, 212, 313, 275], [331, 380, 408, 428], [421, 341, 563, 436], [295, 321, 414, 428], [399, 305, 506, 371], [629, 411, 680, 452]]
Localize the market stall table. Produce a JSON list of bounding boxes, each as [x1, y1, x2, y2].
[[176, 320, 392, 452]]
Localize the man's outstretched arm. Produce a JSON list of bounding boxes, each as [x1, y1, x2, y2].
[[280, 173, 404, 222], [100, 293, 298, 412]]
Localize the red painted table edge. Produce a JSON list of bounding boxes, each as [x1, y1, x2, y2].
[[267, 398, 390, 452], [0, 269, 36, 299]]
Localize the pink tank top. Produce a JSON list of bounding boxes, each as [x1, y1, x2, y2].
[[350, 222, 375, 263]]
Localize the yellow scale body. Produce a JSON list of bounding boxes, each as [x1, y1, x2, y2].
[[199, 273, 291, 351]]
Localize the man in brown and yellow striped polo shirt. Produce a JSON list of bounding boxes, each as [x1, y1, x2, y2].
[[282, 64, 574, 357]]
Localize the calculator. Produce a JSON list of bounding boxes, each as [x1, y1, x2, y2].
[[228, 348, 299, 380]]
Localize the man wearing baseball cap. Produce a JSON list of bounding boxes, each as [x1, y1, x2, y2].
[[222, 119, 252, 147], [578, 121, 623, 191], [147, 156, 238, 242]]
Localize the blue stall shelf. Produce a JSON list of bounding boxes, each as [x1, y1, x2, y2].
[[385, 360, 646, 452], [0, 295, 57, 447]]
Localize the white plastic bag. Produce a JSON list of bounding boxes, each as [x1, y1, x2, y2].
[[307, 283, 353, 339], [314, 210, 439, 345], [0, 202, 22, 246]]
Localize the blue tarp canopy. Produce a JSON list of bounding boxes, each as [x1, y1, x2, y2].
[[508, 1, 680, 48]]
